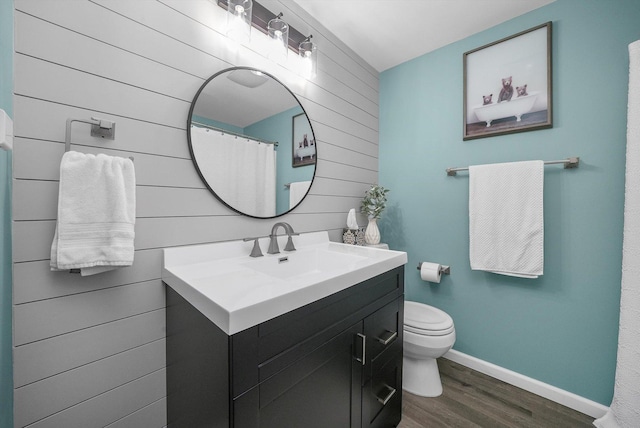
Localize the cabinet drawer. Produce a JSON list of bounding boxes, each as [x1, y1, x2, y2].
[[258, 267, 403, 361], [232, 267, 404, 396], [362, 350, 402, 428], [364, 297, 403, 362]]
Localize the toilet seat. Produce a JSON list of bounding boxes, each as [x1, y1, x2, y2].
[[404, 301, 455, 336]]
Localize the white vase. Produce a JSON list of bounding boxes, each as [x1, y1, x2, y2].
[[365, 217, 381, 245]]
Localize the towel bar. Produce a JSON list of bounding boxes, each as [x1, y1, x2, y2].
[[65, 117, 133, 162], [446, 157, 579, 176]]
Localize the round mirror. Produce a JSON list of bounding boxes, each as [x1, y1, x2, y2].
[[187, 67, 317, 218]]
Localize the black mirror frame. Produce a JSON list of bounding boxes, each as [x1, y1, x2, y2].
[[187, 66, 317, 219]]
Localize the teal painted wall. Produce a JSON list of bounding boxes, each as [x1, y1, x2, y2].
[[0, 0, 12, 426], [380, 0, 640, 405]]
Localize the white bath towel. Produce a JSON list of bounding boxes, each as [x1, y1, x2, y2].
[[594, 39, 640, 428], [289, 180, 311, 209], [50, 151, 136, 276], [469, 160, 544, 278]]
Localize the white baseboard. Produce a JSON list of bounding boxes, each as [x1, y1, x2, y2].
[[443, 349, 609, 419]]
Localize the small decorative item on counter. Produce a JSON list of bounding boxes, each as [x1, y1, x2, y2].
[[355, 227, 366, 245], [346, 208, 359, 229], [342, 228, 356, 245], [361, 185, 390, 245], [343, 208, 364, 245], [364, 218, 381, 245], [343, 227, 366, 245]]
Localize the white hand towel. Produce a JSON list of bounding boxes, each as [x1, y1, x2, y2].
[[50, 151, 136, 276], [289, 181, 311, 209], [469, 160, 544, 278]]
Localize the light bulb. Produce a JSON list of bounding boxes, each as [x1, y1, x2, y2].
[[226, 0, 252, 46], [299, 37, 317, 79], [267, 15, 288, 61]]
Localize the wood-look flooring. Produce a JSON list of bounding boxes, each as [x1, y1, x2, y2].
[[398, 358, 595, 427]]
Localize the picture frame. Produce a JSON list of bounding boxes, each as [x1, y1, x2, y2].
[[292, 113, 316, 167], [463, 22, 552, 140]]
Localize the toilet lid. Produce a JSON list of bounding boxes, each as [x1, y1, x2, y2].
[[404, 301, 454, 336]]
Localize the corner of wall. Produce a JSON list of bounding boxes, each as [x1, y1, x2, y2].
[[0, 150, 12, 428], [0, 0, 13, 426]]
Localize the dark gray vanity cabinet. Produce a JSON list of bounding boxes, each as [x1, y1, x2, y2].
[[166, 266, 404, 428]]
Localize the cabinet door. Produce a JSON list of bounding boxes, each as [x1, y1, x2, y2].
[[234, 322, 363, 428]]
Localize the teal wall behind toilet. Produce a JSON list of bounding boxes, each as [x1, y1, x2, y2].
[[379, 0, 640, 406]]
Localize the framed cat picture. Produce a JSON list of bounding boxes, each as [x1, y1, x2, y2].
[[463, 22, 552, 140]]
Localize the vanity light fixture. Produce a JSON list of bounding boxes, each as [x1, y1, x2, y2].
[[217, 0, 318, 75], [299, 35, 318, 79], [226, 0, 252, 46], [267, 13, 289, 62]]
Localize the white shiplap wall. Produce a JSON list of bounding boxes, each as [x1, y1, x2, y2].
[[12, 0, 379, 426]]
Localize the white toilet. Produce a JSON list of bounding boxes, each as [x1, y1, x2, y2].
[[403, 301, 456, 397]]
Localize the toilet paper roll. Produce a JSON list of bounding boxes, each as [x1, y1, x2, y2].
[[420, 262, 442, 283]]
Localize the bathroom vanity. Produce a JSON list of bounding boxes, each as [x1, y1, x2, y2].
[[162, 232, 407, 427]]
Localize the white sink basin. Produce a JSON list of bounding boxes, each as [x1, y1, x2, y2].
[[242, 247, 367, 280], [162, 231, 407, 335]]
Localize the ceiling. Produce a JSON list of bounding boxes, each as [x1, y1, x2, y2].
[[291, 0, 555, 72]]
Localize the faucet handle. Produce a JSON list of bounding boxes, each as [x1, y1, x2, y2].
[[284, 234, 299, 252], [267, 235, 280, 255], [243, 237, 264, 258]]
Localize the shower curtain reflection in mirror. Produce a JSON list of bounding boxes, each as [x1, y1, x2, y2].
[[191, 126, 276, 217]]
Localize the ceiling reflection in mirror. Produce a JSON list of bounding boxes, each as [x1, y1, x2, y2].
[[188, 67, 316, 218]]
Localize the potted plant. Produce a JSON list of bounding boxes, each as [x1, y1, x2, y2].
[[360, 185, 390, 245]]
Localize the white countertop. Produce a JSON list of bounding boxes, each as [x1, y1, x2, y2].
[[162, 231, 407, 335]]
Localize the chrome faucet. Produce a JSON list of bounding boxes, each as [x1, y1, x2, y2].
[[268, 222, 298, 254]]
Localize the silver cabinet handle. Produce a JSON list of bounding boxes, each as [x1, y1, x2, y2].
[[355, 333, 366, 365], [377, 384, 397, 406], [377, 330, 398, 346]]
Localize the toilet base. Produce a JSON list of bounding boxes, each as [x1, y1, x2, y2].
[[402, 356, 443, 397]]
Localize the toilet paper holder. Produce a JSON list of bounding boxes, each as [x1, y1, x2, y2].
[[417, 262, 450, 275]]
